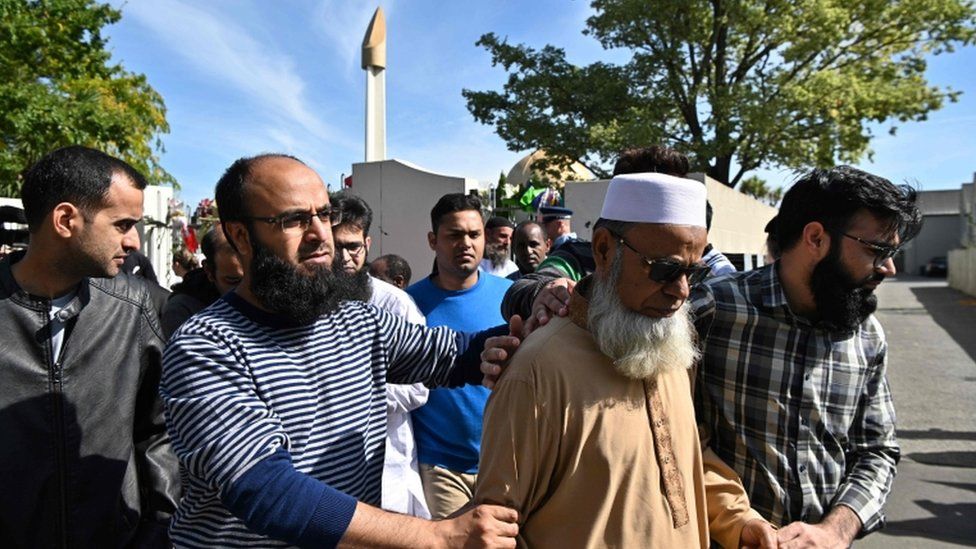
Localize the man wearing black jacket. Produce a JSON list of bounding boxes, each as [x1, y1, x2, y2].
[[161, 225, 242, 338], [0, 146, 180, 547]]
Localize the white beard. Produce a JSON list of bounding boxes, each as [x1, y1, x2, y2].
[[588, 252, 700, 380]]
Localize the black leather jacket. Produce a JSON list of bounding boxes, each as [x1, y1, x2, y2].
[[0, 252, 180, 548]]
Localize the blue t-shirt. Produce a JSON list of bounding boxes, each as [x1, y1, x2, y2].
[[407, 271, 512, 473]]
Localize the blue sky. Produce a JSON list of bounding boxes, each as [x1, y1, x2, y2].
[[106, 0, 976, 209]]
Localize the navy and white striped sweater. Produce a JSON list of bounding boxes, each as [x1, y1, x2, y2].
[[160, 293, 477, 547]]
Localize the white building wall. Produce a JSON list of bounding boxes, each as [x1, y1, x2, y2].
[[349, 159, 479, 281], [948, 248, 976, 297], [140, 185, 175, 288]]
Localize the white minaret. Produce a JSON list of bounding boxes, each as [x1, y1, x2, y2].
[[362, 7, 387, 162]]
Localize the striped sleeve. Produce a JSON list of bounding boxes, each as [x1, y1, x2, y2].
[[373, 306, 459, 388], [160, 327, 289, 491]]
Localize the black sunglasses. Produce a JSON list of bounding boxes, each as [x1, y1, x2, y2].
[[246, 205, 338, 232], [615, 235, 711, 285]]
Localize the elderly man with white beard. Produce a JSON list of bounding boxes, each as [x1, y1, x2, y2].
[[473, 173, 775, 548]]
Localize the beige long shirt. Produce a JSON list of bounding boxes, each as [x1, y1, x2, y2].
[[475, 293, 763, 548]]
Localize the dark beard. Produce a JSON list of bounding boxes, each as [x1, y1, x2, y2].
[[484, 243, 510, 267], [249, 236, 371, 324], [809, 241, 882, 332]]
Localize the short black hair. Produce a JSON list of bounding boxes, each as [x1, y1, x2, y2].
[[486, 216, 515, 231], [200, 226, 221, 262], [429, 193, 483, 232], [375, 253, 412, 285], [612, 145, 690, 177], [514, 220, 543, 237], [214, 153, 305, 224], [21, 146, 148, 232], [776, 166, 922, 252], [331, 191, 373, 235]]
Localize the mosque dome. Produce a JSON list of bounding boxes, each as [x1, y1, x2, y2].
[[506, 150, 595, 189]]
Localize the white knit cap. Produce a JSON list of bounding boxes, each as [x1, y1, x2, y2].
[[600, 172, 706, 227]]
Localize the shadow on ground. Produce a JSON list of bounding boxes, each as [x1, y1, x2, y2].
[[907, 451, 976, 468], [899, 429, 976, 442], [884, 500, 976, 547], [910, 285, 976, 363]]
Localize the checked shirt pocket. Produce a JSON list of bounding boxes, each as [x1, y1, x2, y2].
[[822, 360, 867, 444]]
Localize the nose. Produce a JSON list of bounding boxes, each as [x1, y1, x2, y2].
[[662, 273, 692, 300], [877, 256, 897, 276], [306, 212, 330, 243], [122, 227, 140, 252]]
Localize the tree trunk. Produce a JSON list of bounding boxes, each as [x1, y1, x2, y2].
[[708, 156, 734, 188]]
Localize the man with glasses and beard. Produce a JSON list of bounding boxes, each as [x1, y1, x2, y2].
[[474, 173, 775, 548], [693, 166, 920, 547], [161, 154, 517, 548], [482, 166, 920, 547], [331, 190, 432, 520]]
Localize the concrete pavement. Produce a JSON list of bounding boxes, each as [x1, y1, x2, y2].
[[859, 276, 976, 548]]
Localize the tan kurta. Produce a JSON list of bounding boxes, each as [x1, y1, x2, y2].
[[475, 296, 763, 548]]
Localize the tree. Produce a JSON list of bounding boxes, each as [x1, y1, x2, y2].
[[0, 0, 173, 196], [463, 0, 976, 187], [739, 175, 784, 206]]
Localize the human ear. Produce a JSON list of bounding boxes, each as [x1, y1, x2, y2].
[[225, 222, 252, 258], [591, 228, 615, 274], [51, 203, 81, 239], [427, 231, 436, 251], [801, 222, 830, 261]]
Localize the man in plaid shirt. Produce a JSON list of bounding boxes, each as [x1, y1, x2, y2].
[[691, 166, 920, 547], [484, 165, 921, 548]]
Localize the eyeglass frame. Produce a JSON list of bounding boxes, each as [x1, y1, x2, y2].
[[842, 233, 901, 268], [611, 231, 712, 286], [243, 205, 338, 233], [335, 240, 367, 258]]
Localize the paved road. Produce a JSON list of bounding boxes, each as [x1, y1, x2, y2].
[[859, 276, 976, 548]]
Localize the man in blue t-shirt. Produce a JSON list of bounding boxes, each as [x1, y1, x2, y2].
[[408, 193, 513, 519]]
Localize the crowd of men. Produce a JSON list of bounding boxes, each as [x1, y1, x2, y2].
[[0, 143, 919, 548]]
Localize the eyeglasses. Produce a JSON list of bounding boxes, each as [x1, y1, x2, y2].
[[336, 241, 366, 257], [246, 206, 338, 233], [842, 233, 901, 268], [615, 235, 711, 285]]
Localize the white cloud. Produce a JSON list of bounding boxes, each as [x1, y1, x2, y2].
[[123, 0, 355, 150]]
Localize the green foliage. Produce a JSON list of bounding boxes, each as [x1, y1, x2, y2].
[[739, 175, 784, 206], [463, 0, 976, 187], [0, 0, 173, 197]]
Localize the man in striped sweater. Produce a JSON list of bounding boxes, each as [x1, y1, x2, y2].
[[161, 154, 517, 548]]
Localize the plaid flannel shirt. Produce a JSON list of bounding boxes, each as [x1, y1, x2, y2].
[[691, 263, 899, 535]]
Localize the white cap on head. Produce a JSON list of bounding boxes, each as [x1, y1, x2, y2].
[[600, 172, 706, 227]]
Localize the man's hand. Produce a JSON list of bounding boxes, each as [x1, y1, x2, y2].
[[739, 518, 777, 548], [432, 504, 518, 548], [481, 316, 523, 389], [777, 505, 860, 549], [525, 278, 574, 333], [777, 522, 850, 549]]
